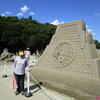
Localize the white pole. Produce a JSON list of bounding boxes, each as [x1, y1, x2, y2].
[[2, 61, 7, 78], [25, 67, 32, 97], [4, 61, 6, 75], [27, 68, 30, 93]]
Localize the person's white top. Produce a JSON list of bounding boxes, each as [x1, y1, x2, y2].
[[28, 55, 37, 66], [33, 55, 37, 61], [13, 56, 28, 75], [25, 50, 31, 59]]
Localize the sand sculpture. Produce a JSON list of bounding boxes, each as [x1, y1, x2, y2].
[[31, 20, 100, 100]]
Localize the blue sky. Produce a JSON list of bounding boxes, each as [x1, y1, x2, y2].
[[0, 0, 100, 41]]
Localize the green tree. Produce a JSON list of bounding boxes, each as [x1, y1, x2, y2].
[[0, 16, 56, 54], [94, 40, 100, 49]]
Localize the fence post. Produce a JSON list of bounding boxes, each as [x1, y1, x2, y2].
[[2, 61, 7, 78], [25, 67, 32, 97]]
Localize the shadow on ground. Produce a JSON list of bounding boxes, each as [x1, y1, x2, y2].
[[24, 84, 41, 94]]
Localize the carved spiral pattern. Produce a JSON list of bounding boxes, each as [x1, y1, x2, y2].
[[52, 42, 75, 67]]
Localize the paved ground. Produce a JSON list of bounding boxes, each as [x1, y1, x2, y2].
[[0, 62, 75, 100]]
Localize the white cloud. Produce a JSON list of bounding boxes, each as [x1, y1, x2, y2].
[[1, 13, 5, 16], [86, 24, 89, 28], [29, 12, 35, 16], [87, 28, 92, 32], [92, 32, 96, 35], [87, 28, 96, 35], [1, 11, 11, 16], [86, 25, 96, 36], [5, 11, 11, 15], [51, 19, 64, 25], [20, 5, 29, 12], [86, 12, 100, 19], [86, 16, 91, 19], [17, 12, 24, 16], [94, 13, 100, 16], [61, 22, 64, 24], [87, 28, 95, 36]]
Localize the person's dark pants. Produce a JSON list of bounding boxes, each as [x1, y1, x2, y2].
[[15, 74, 25, 92]]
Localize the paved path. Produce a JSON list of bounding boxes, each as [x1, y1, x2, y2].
[[0, 62, 75, 100]]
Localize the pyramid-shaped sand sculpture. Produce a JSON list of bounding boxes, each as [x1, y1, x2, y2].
[[31, 20, 100, 98], [32, 20, 100, 78]]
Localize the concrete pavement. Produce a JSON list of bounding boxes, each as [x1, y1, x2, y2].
[[0, 62, 75, 100]]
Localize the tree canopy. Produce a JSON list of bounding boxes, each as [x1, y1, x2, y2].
[[94, 40, 100, 49], [0, 16, 56, 54]]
